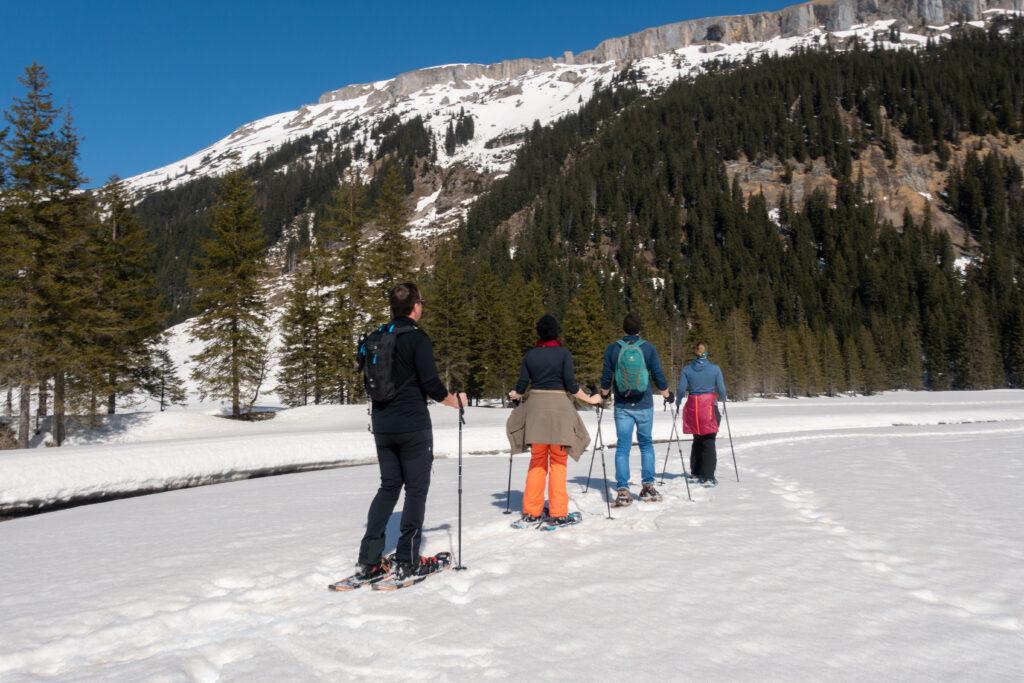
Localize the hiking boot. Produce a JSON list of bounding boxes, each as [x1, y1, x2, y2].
[[354, 555, 392, 582], [394, 555, 444, 580], [613, 488, 632, 507], [702, 477, 718, 488], [638, 483, 662, 501], [545, 512, 582, 527], [520, 513, 542, 523]]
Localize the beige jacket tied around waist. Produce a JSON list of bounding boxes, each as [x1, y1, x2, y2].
[[505, 390, 592, 462]]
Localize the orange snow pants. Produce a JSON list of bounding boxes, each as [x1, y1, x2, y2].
[[524, 443, 569, 518]]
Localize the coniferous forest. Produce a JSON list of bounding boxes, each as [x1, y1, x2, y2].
[[2, 21, 1024, 448]]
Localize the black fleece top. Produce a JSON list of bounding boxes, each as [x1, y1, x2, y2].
[[513, 345, 580, 394], [370, 317, 450, 434]]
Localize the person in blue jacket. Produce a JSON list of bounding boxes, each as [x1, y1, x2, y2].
[[600, 312, 671, 505], [676, 341, 728, 487]]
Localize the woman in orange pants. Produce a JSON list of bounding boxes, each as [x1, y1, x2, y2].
[[508, 315, 601, 525]]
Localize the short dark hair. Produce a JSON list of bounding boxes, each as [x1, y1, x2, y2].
[[623, 312, 642, 335], [390, 282, 421, 319]]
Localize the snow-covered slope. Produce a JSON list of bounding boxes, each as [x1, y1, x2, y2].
[[1, 390, 1022, 679], [123, 3, 1022, 233]]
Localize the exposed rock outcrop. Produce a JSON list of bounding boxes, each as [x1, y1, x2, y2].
[[318, 0, 1023, 107]]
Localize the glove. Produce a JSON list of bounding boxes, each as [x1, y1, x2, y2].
[[666, 391, 675, 405]]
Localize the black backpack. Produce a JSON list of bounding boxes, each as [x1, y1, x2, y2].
[[358, 322, 417, 402]]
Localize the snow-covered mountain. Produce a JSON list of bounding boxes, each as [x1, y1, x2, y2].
[[123, 0, 1023, 234]]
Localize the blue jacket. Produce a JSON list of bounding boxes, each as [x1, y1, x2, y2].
[[600, 335, 668, 410], [676, 357, 727, 405]]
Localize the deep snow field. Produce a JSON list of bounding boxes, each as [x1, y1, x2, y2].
[[1, 390, 1022, 680]]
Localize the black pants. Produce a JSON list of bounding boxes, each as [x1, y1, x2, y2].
[[358, 429, 433, 566], [690, 433, 717, 480]]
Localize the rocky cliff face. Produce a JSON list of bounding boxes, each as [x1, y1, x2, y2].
[[319, 0, 1023, 107]]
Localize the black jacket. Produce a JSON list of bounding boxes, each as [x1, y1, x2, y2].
[[370, 317, 449, 434], [514, 345, 580, 394]]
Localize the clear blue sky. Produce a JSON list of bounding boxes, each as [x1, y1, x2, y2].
[[1, 0, 789, 187]]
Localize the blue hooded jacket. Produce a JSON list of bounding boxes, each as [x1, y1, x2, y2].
[[676, 356, 727, 405]]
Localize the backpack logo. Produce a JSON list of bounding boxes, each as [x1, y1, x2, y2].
[[358, 323, 416, 402], [613, 339, 649, 395]]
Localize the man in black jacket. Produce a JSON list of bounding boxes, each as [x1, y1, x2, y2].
[[356, 282, 466, 582]]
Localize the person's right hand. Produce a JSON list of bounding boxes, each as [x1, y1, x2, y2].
[[587, 393, 602, 405]]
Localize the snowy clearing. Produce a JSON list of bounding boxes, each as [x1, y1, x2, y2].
[[1, 390, 1022, 680]]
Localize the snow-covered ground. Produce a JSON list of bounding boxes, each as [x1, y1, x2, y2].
[[1, 390, 1022, 679]]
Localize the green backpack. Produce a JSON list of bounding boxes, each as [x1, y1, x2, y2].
[[614, 339, 649, 395]]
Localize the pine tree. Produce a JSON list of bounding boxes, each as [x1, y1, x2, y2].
[[0, 63, 102, 445], [512, 277, 546, 356], [783, 327, 808, 397], [843, 333, 862, 394], [755, 316, 784, 396], [857, 326, 886, 395], [685, 294, 724, 358], [369, 164, 413, 304], [424, 240, 471, 391], [722, 308, 756, 400], [467, 265, 515, 401], [188, 169, 271, 418], [142, 347, 187, 411], [954, 287, 1004, 389], [562, 270, 608, 390], [322, 169, 373, 403], [276, 241, 334, 406], [818, 326, 844, 396], [89, 176, 167, 414]]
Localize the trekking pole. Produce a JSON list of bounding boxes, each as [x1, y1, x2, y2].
[[599, 431, 613, 520], [504, 388, 519, 514], [723, 401, 739, 482], [583, 402, 605, 493], [659, 404, 691, 501], [659, 404, 678, 485], [503, 451, 513, 515], [455, 394, 468, 570]]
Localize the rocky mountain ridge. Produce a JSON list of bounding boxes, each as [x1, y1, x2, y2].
[[124, 1, 1022, 248], [318, 0, 1022, 108]]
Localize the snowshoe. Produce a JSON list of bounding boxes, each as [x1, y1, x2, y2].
[[611, 488, 632, 507], [638, 483, 663, 502], [328, 555, 393, 591], [372, 552, 452, 590], [511, 513, 543, 529], [540, 512, 582, 530], [701, 477, 718, 488]]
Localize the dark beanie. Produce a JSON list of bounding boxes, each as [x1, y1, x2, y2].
[[536, 314, 561, 341]]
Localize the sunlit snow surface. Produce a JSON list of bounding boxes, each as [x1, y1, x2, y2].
[[1, 390, 1022, 680]]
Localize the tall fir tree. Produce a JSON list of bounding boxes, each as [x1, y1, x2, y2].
[[88, 176, 168, 415], [423, 240, 471, 391], [369, 164, 413, 307], [818, 326, 844, 396], [755, 316, 784, 396], [322, 169, 373, 403], [467, 265, 516, 402], [562, 270, 608, 391], [722, 308, 756, 400], [276, 240, 334, 406], [188, 169, 271, 418], [0, 63, 102, 445]]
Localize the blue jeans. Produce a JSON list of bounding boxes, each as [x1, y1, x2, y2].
[[614, 405, 655, 490]]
